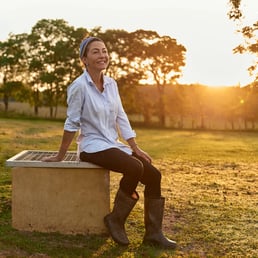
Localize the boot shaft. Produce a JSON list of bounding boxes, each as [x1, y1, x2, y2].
[[143, 197, 177, 249], [104, 189, 138, 246], [111, 189, 139, 222], [144, 197, 165, 231]]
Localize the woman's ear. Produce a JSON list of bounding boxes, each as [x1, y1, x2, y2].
[[81, 56, 88, 66]]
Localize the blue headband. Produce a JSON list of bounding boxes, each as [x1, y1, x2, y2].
[[79, 37, 99, 59]]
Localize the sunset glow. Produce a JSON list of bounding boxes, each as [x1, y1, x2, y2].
[[1, 0, 257, 87]]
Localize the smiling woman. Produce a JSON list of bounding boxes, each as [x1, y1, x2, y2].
[[39, 36, 178, 249]]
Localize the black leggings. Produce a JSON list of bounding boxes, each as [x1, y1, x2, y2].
[[80, 148, 161, 198]]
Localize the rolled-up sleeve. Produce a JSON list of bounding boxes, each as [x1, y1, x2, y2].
[[64, 81, 84, 132]]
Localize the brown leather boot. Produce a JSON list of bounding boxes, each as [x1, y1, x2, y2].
[[104, 189, 138, 245], [143, 197, 177, 249]]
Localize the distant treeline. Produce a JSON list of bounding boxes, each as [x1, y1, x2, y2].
[[2, 83, 258, 130], [130, 83, 258, 130]]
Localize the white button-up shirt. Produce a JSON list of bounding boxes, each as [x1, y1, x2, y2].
[[64, 70, 136, 155]]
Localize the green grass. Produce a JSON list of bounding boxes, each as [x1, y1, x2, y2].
[[0, 118, 258, 257]]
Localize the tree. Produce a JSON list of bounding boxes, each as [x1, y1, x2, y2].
[[227, 0, 242, 20], [233, 22, 258, 83], [140, 34, 186, 126], [103, 29, 186, 125], [90, 29, 187, 125], [26, 19, 86, 117], [0, 33, 27, 111], [228, 0, 258, 83]]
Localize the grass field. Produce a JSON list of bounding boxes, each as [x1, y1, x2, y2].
[[0, 117, 257, 257]]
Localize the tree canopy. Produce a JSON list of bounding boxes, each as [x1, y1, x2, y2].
[[0, 19, 186, 125]]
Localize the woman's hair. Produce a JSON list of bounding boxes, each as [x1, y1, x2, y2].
[[79, 37, 104, 59]]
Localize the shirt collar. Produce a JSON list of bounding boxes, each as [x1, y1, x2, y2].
[[83, 70, 108, 88]]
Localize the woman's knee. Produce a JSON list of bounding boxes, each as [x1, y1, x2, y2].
[[155, 169, 162, 182], [127, 158, 144, 179], [141, 165, 162, 186]]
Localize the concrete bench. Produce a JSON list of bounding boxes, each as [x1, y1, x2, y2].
[[6, 150, 110, 235]]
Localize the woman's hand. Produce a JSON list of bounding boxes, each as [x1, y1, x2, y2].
[[127, 138, 152, 163], [132, 145, 152, 163], [41, 155, 63, 162], [41, 130, 75, 162]]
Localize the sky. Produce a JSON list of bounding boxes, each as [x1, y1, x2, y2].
[[1, 0, 257, 87]]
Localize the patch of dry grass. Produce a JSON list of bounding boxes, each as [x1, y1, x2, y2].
[[158, 160, 258, 257]]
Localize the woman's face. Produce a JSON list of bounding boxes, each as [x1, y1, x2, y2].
[[83, 41, 109, 72]]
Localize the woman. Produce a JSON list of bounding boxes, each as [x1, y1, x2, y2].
[[43, 36, 176, 249]]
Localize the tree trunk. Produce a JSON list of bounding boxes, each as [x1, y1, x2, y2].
[[33, 90, 40, 116], [34, 105, 39, 116], [157, 84, 165, 126], [3, 94, 9, 112], [49, 106, 53, 118]]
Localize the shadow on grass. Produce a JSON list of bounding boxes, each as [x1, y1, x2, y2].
[[0, 206, 175, 258]]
